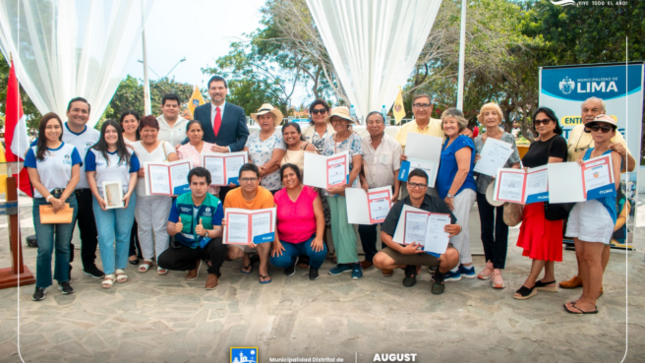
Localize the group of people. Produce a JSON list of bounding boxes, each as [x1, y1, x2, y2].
[[25, 75, 634, 315]]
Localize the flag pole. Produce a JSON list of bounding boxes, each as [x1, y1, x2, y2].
[[141, 0, 152, 116], [456, 0, 467, 111]]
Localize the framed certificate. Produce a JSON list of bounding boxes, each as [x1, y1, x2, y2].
[[102, 180, 124, 209], [203, 151, 248, 186], [223, 208, 277, 245], [144, 160, 192, 196]]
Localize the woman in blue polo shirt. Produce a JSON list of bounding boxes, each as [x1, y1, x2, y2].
[[25, 113, 82, 301], [86, 120, 140, 288]]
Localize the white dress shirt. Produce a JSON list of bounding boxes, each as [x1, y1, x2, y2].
[[157, 114, 189, 146], [210, 101, 226, 130], [361, 132, 402, 189]]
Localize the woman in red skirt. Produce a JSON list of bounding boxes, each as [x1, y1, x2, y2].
[[514, 107, 568, 300]]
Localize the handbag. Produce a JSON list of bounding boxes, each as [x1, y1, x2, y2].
[[542, 135, 574, 220], [503, 202, 524, 227]]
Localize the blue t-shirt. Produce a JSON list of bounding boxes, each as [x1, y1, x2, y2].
[[24, 142, 83, 198], [436, 135, 477, 199]]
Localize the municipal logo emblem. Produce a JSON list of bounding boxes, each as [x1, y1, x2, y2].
[[205, 207, 211, 212], [559, 77, 575, 95], [230, 347, 257, 363], [394, 103, 403, 112]]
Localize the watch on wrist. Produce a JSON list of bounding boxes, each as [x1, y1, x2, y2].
[[447, 193, 455, 198]]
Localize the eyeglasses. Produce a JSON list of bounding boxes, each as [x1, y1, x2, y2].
[[412, 103, 431, 110], [585, 125, 613, 134], [408, 182, 428, 189], [534, 119, 552, 126], [311, 109, 328, 115], [240, 177, 259, 183]]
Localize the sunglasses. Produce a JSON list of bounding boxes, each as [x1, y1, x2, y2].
[[534, 119, 552, 126], [311, 109, 328, 115], [584, 124, 614, 134]]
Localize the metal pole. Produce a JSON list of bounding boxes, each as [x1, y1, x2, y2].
[[141, 0, 152, 115], [456, 0, 467, 110]]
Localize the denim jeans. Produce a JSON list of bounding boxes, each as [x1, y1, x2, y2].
[[92, 193, 137, 275], [270, 236, 328, 269], [33, 194, 78, 288]]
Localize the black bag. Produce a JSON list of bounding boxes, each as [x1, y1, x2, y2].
[[544, 202, 574, 221], [542, 135, 573, 220]]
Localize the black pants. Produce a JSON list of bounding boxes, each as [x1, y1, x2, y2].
[[358, 224, 385, 263], [70, 188, 99, 269], [157, 237, 227, 277], [129, 220, 142, 258], [476, 192, 508, 269]]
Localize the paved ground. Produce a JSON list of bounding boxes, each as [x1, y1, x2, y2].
[[0, 196, 643, 363]]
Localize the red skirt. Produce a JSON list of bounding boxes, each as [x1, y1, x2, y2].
[[516, 202, 563, 262]]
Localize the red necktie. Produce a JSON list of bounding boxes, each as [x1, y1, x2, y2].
[[213, 106, 222, 137]]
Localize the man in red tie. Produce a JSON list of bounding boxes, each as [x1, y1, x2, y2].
[[190, 76, 250, 200]]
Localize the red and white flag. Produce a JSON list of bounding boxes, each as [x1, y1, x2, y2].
[[5, 59, 32, 197]]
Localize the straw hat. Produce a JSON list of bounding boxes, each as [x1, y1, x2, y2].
[[251, 103, 284, 127], [324, 106, 355, 124], [485, 180, 504, 207]]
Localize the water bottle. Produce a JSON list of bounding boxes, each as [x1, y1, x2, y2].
[[350, 105, 357, 120], [381, 105, 387, 122]]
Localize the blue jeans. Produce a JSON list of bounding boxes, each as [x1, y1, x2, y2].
[[270, 236, 327, 269], [92, 193, 137, 274], [33, 194, 78, 288]]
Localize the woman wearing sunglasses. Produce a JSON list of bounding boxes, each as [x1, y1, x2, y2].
[[563, 115, 622, 314], [514, 107, 567, 300]]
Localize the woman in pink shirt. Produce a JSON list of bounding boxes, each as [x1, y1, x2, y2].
[[176, 121, 219, 195], [271, 163, 327, 280]]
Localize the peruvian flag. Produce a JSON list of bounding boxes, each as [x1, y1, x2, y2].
[[5, 59, 32, 197]]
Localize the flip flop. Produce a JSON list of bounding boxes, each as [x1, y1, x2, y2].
[[564, 303, 598, 315], [259, 274, 272, 284], [241, 254, 260, 274]]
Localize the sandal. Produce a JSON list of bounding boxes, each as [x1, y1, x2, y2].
[[513, 285, 537, 300], [115, 269, 128, 283], [535, 280, 558, 292], [157, 266, 169, 275], [101, 274, 115, 289], [128, 256, 139, 265], [564, 302, 598, 315], [259, 274, 272, 284], [241, 254, 260, 274], [138, 259, 153, 273]]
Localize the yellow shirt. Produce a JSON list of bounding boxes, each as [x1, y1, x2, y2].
[[394, 118, 444, 151], [566, 124, 631, 162]]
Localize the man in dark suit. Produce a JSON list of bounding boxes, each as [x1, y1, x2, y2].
[[191, 76, 249, 152], [191, 76, 250, 201]]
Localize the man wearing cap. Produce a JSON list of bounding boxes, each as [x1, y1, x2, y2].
[[373, 169, 461, 294], [560, 97, 636, 291], [160, 167, 227, 289], [358, 111, 402, 276], [191, 76, 250, 201]]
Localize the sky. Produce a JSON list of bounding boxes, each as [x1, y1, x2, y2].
[[123, 0, 269, 97]]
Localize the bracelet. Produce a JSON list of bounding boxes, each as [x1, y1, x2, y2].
[[46, 195, 53, 202]]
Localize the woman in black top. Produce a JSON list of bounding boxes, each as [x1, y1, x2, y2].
[[514, 107, 567, 300]]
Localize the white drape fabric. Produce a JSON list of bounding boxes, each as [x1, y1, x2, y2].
[[306, 0, 442, 118], [0, 0, 154, 128]]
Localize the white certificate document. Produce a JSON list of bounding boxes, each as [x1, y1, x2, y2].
[[203, 155, 225, 186], [403, 211, 430, 245], [224, 152, 248, 185], [404, 133, 443, 162], [494, 169, 525, 204], [327, 155, 347, 188], [225, 212, 250, 244], [547, 162, 585, 203], [147, 164, 171, 195], [423, 213, 451, 255], [474, 138, 514, 176], [303, 151, 350, 189], [399, 158, 439, 187], [582, 157, 611, 191], [169, 161, 191, 195], [525, 166, 548, 196], [345, 186, 392, 225], [392, 205, 427, 243], [251, 212, 271, 236]]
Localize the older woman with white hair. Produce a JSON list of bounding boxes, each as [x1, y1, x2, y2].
[[245, 104, 287, 194], [436, 108, 477, 282], [473, 102, 521, 289]]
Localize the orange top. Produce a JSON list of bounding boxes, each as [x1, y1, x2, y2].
[[223, 186, 275, 210]]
